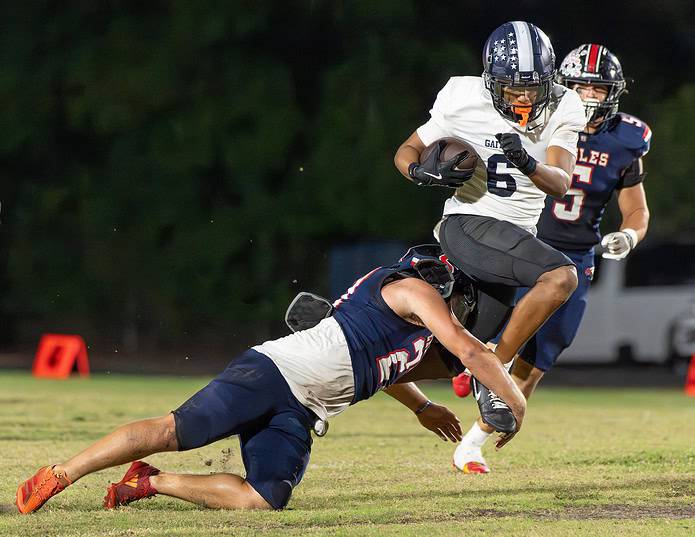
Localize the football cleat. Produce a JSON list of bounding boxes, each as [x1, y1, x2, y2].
[[472, 376, 517, 434], [103, 460, 160, 509], [16, 465, 72, 514], [452, 444, 490, 474], [452, 370, 472, 398]]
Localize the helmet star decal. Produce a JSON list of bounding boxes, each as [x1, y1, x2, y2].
[[559, 49, 584, 78]]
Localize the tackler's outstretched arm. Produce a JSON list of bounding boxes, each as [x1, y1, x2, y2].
[[381, 277, 526, 440]]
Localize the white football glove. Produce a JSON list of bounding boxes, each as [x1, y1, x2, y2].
[[600, 229, 638, 260]]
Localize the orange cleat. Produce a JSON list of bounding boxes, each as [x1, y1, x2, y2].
[[104, 460, 160, 509], [452, 371, 472, 398], [16, 465, 72, 514]]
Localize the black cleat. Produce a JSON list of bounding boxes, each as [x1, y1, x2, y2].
[[471, 376, 517, 433]]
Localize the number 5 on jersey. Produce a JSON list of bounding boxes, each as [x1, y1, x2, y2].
[[552, 164, 593, 221]]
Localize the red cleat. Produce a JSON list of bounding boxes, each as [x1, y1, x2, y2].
[[16, 465, 72, 514], [103, 460, 160, 509], [459, 461, 490, 474], [452, 371, 472, 398]]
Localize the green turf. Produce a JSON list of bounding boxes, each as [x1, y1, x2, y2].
[[1, 371, 694, 536]]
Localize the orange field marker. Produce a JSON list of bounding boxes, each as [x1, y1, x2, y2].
[[685, 354, 695, 397], [32, 334, 90, 379]]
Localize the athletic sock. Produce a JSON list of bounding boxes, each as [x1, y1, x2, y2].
[[464, 422, 492, 448]]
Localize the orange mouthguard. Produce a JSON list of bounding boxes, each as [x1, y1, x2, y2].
[[512, 103, 532, 126]]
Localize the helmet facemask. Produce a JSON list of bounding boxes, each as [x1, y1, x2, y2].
[[411, 259, 455, 299], [566, 80, 626, 124], [395, 245, 457, 299], [484, 73, 553, 126]]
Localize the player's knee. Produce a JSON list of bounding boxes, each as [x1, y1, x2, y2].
[[237, 482, 275, 510], [541, 266, 577, 301], [246, 496, 274, 510]]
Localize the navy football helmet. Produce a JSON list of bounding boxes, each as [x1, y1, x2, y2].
[[556, 44, 626, 124], [482, 21, 556, 126], [394, 244, 456, 299]]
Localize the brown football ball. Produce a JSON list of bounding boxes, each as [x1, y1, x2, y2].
[[420, 137, 479, 172]]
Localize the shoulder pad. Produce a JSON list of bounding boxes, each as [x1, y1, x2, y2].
[[610, 113, 652, 156], [445, 76, 480, 100], [551, 83, 568, 100]]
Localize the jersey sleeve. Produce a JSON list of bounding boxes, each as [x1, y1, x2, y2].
[[547, 89, 586, 155], [617, 113, 652, 158], [416, 78, 458, 146], [617, 157, 646, 189]]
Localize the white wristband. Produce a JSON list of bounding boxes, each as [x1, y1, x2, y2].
[[622, 228, 638, 249]]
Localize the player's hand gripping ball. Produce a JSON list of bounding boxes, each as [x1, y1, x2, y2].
[[409, 138, 478, 188]]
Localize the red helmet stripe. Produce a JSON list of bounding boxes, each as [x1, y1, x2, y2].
[[587, 44, 600, 73], [643, 125, 652, 142]]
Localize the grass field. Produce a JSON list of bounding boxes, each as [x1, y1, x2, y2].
[[1, 371, 694, 536]]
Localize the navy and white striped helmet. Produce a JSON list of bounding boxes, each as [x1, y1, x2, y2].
[[556, 44, 627, 124], [482, 21, 556, 126]]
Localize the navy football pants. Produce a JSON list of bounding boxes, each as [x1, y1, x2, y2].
[[172, 350, 315, 509], [518, 249, 595, 371]]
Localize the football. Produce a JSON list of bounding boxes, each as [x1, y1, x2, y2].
[[421, 137, 479, 172]]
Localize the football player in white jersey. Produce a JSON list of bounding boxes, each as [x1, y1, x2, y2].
[[451, 44, 651, 473], [394, 21, 586, 452]]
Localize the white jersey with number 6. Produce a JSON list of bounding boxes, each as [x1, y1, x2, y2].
[[417, 76, 586, 230]]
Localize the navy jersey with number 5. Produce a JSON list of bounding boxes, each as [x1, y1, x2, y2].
[[536, 112, 651, 250]]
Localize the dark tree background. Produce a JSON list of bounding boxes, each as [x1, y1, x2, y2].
[[1, 1, 694, 356]]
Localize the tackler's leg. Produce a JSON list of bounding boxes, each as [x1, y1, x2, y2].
[[16, 414, 177, 514]]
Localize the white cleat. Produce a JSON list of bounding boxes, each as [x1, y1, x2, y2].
[[452, 443, 490, 474]]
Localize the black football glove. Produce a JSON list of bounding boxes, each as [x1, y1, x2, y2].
[[408, 141, 474, 188], [495, 133, 538, 176]]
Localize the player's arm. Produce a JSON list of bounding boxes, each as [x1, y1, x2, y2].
[[530, 145, 576, 198], [617, 169, 649, 242], [382, 278, 526, 431], [395, 78, 457, 184], [602, 158, 650, 259], [394, 131, 471, 188], [382, 382, 462, 442], [394, 131, 426, 180], [495, 135, 575, 198]]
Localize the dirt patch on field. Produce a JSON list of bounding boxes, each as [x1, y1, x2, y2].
[[0, 503, 17, 514], [468, 504, 695, 520]]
